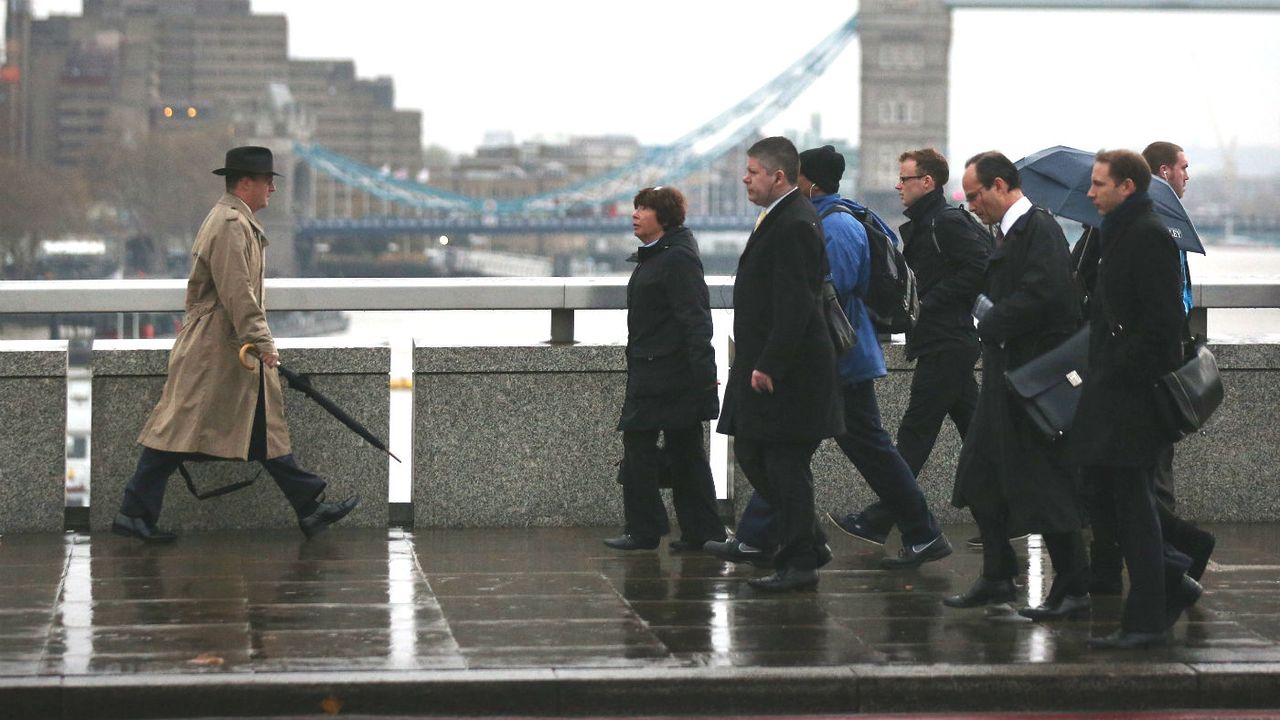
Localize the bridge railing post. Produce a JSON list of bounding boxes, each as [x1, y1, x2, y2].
[[551, 309, 575, 344]]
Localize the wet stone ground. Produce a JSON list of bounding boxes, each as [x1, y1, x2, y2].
[[2, 523, 1280, 676]]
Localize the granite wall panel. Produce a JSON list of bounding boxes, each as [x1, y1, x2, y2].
[[90, 340, 390, 533], [0, 342, 67, 533]]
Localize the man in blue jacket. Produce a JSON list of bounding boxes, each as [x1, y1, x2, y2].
[[707, 145, 952, 570]]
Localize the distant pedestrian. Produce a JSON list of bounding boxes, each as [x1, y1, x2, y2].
[[1071, 149, 1201, 649], [113, 146, 359, 543], [604, 186, 726, 553], [833, 147, 989, 548], [944, 151, 1088, 618], [716, 137, 843, 593]]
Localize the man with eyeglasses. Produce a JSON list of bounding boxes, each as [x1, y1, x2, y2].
[[827, 148, 990, 549], [113, 146, 359, 543]]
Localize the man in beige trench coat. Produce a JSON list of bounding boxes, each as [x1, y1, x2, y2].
[[112, 146, 359, 543]]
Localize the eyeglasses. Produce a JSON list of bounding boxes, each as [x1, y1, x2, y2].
[[897, 175, 926, 184]]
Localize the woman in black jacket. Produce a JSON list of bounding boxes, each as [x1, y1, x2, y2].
[[604, 187, 726, 552]]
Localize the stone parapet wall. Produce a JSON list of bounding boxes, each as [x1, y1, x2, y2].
[[737, 342, 1280, 526], [0, 341, 67, 532], [90, 339, 390, 532], [413, 343, 627, 528], [1, 339, 1275, 532]]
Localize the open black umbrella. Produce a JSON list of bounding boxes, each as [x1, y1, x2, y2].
[[239, 344, 402, 463], [1015, 145, 1205, 254]]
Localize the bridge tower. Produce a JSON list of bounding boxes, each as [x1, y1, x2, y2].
[[856, 0, 951, 215]]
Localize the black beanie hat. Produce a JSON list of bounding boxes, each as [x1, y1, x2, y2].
[[799, 145, 845, 194]]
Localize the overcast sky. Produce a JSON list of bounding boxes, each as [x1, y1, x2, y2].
[[17, 1, 1280, 171]]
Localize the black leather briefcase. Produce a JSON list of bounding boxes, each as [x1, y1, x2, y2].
[[1154, 339, 1225, 442], [1005, 325, 1090, 440]]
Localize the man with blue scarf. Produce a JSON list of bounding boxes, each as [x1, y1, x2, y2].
[[706, 145, 952, 570]]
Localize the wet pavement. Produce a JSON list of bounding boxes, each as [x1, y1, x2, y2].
[[3, 523, 1280, 717]]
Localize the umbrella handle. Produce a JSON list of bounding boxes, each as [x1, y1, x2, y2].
[[238, 343, 259, 370]]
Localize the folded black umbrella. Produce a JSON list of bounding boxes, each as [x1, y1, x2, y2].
[[239, 344, 401, 463]]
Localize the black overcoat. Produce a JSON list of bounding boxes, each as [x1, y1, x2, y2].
[[1067, 194, 1184, 468], [617, 226, 720, 431], [717, 190, 844, 443], [952, 204, 1082, 534], [900, 189, 992, 360]]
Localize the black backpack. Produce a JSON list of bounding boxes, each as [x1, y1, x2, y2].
[[819, 203, 920, 334]]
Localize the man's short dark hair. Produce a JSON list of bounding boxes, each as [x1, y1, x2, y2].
[[633, 186, 687, 229], [1142, 141, 1183, 174], [899, 147, 949, 187], [748, 136, 799, 184], [965, 151, 1020, 191], [1096, 149, 1152, 193], [224, 174, 245, 192]]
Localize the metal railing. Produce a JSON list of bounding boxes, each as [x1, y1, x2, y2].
[[3, 277, 1279, 341]]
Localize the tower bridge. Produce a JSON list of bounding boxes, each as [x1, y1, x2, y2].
[[285, 0, 1280, 275]]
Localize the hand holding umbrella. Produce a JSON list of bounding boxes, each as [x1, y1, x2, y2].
[[239, 343, 402, 463]]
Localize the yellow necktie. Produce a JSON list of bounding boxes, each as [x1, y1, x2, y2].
[[754, 210, 766, 230]]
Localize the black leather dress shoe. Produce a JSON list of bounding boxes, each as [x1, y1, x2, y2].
[[111, 513, 177, 544], [881, 534, 953, 569], [748, 567, 819, 592], [1018, 593, 1091, 621], [1088, 628, 1169, 649], [943, 577, 1017, 608], [1166, 574, 1204, 628], [704, 538, 773, 563], [299, 495, 360, 539], [603, 534, 659, 551]]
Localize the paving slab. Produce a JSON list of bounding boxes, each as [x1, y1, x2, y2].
[[0, 524, 1278, 718]]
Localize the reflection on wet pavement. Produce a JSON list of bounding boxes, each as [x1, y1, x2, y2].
[[1, 523, 1280, 676]]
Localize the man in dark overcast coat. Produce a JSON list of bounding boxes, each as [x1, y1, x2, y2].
[[717, 136, 843, 592], [945, 151, 1088, 619]]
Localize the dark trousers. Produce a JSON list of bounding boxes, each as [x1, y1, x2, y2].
[[734, 380, 940, 548], [119, 367, 325, 526], [1089, 445, 1209, 579], [972, 501, 1088, 598], [832, 379, 940, 546], [734, 437, 826, 571], [734, 490, 777, 551], [1086, 464, 1186, 634], [621, 425, 724, 543], [121, 448, 326, 526], [863, 345, 978, 534]]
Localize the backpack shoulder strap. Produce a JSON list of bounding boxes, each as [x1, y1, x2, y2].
[[819, 204, 855, 220]]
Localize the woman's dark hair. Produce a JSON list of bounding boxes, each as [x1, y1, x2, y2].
[[633, 186, 687, 229]]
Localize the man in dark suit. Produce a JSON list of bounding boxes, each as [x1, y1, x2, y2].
[[1071, 149, 1199, 649], [944, 152, 1088, 619], [717, 136, 844, 592]]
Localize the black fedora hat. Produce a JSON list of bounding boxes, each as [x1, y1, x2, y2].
[[212, 146, 282, 177]]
